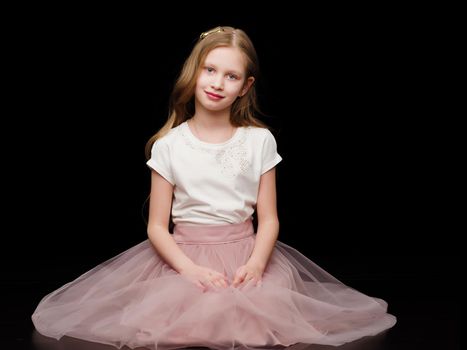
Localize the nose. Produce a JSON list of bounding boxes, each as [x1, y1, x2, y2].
[[211, 75, 224, 90]]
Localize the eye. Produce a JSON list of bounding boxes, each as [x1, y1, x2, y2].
[[205, 67, 215, 73], [227, 74, 238, 80]]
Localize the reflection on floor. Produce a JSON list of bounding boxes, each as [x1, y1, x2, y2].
[[31, 329, 389, 350]]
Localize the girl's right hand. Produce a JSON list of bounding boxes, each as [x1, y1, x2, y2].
[[180, 264, 229, 291]]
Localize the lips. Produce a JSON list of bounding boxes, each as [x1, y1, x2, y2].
[[205, 91, 225, 99]]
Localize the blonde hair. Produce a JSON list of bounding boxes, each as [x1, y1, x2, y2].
[[145, 26, 266, 158]]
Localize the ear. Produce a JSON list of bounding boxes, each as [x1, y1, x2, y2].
[[239, 76, 255, 97]]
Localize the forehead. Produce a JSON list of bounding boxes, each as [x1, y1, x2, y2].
[[204, 46, 247, 72]]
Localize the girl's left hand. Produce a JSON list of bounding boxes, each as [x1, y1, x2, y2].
[[232, 262, 263, 288]]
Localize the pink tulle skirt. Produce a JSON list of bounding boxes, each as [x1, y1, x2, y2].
[[32, 220, 396, 349]]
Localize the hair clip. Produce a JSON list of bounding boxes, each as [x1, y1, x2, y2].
[[200, 26, 225, 40]]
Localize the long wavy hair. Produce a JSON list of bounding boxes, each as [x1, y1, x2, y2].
[[145, 26, 266, 158]]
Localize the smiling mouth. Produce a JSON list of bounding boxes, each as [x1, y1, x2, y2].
[[205, 91, 224, 99]]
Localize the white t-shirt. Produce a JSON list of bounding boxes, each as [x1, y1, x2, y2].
[[146, 121, 282, 225]]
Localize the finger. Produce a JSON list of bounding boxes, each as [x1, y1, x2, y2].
[[215, 272, 226, 280], [211, 272, 226, 288], [233, 271, 247, 285], [232, 275, 243, 286], [244, 276, 257, 286], [196, 281, 206, 291], [231, 275, 238, 285], [211, 277, 222, 288], [216, 277, 228, 288], [216, 280, 227, 289], [243, 276, 253, 285], [234, 276, 247, 287], [206, 279, 218, 291], [241, 278, 256, 291]]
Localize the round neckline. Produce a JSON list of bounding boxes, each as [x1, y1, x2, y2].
[[184, 120, 241, 147]]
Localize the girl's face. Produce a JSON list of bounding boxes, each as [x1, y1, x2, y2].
[[195, 46, 254, 114]]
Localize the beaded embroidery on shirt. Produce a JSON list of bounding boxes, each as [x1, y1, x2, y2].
[[179, 124, 251, 178]]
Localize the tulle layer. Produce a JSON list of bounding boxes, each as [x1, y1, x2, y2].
[[32, 220, 396, 349]]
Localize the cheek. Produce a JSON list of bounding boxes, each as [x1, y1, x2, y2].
[[226, 83, 243, 96], [196, 73, 210, 87]]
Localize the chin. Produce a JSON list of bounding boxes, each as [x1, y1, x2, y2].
[[203, 102, 230, 111]]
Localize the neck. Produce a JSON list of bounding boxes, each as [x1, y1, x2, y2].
[[192, 113, 232, 129], [189, 114, 236, 143], [193, 101, 232, 127]]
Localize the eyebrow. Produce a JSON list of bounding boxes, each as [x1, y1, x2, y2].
[[204, 62, 243, 77]]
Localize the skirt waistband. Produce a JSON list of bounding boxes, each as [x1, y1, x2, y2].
[[173, 219, 254, 245]]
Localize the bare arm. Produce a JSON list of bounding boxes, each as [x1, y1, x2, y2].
[[147, 171, 195, 273], [148, 170, 229, 290], [232, 167, 279, 287], [248, 167, 280, 270]]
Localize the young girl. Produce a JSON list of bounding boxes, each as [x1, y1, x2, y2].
[[32, 26, 396, 349]]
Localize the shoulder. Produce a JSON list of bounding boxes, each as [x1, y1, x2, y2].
[[246, 126, 278, 144], [153, 123, 184, 148], [246, 126, 282, 171], [246, 126, 273, 137], [161, 123, 183, 142], [148, 124, 185, 160]]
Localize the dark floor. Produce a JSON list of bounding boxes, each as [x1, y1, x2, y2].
[[2, 254, 459, 350], [28, 330, 390, 350]]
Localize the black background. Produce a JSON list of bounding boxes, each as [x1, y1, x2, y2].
[[3, 4, 459, 349]]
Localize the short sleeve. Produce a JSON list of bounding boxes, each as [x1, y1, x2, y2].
[[261, 129, 282, 174], [146, 138, 175, 185]]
